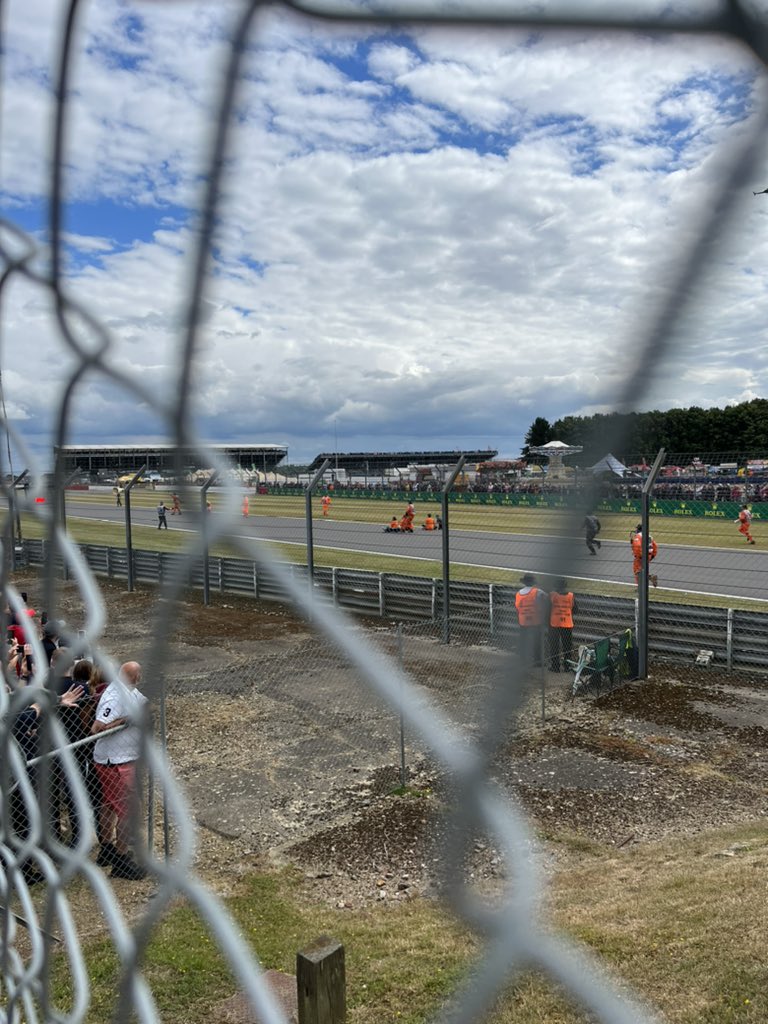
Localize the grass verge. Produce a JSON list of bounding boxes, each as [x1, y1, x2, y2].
[[48, 821, 768, 1023]]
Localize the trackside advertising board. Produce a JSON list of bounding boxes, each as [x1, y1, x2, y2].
[[268, 487, 766, 519]]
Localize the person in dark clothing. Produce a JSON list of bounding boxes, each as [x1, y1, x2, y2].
[[42, 621, 59, 665], [583, 514, 602, 555], [9, 682, 84, 884], [157, 503, 169, 529], [50, 648, 91, 848]]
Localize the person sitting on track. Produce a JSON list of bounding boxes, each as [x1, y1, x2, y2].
[[384, 516, 401, 533]]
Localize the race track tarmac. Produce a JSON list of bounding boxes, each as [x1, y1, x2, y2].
[[66, 498, 768, 602]]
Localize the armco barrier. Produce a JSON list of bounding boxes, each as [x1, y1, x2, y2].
[[21, 539, 767, 673]]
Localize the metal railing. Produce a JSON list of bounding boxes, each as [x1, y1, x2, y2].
[[19, 538, 768, 673]]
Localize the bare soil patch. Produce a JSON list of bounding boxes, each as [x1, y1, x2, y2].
[[15, 575, 768, 911]]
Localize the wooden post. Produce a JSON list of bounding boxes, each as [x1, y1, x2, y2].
[[297, 936, 345, 1024]]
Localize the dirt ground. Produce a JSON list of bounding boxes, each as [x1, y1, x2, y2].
[[17, 574, 768, 911]]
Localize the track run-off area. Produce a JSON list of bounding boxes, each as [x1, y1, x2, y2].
[[57, 491, 768, 605]]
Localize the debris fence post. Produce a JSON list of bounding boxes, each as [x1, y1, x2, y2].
[[396, 621, 406, 788], [306, 459, 330, 590], [124, 463, 147, 593], [201, 471, 218, 606], [441, 454, 466, 645], [638, 448, 666, 680]]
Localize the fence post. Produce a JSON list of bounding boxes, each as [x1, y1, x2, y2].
[[441, 455, 467, 644], [9, 469, 28, 567], [124, 463, 147, 593], [638, 448, 665, 679], [201, 472, 218, 606], [378, 572, 385, 617], [489, 583, 495, 642], [396, 622, 407, 788], [726, 607, 734, 672], [332, 566, 339, 606], [297, 936, 346, 1024], [306, 459, 330, 590], [540, 627, 547, 722], [57, 468, 81, 582]]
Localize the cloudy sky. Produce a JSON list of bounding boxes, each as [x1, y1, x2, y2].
[[3, 0, 768, 466]]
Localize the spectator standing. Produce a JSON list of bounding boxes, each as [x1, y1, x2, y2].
[[549, 578, 578, 672], [157, 502, 169, 530], [9, 681, 84, 885], [42, 621, 59, 664], [583, 514, 602, 555], [50, 648, 91, 849], [91, 661, 148, 880], [515, 573, 548, 668]]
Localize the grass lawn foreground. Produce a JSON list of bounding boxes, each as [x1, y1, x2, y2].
[[50, 821, 768, 1023]]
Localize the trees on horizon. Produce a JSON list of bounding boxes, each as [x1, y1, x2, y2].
[[521, 399, 768, 464]]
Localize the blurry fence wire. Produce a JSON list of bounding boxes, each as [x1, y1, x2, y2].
[[3, 2, 768, 1023]]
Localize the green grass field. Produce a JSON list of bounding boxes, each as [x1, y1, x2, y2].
[[50, 820, 768, 1023]]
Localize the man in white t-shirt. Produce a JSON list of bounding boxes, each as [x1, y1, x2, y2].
[[91, 661, 148, 880]]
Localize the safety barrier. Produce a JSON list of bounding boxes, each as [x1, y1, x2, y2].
[[20, 538, 768, 673]]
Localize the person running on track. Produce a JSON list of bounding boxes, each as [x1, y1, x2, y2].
[[583, 514, 601, 555], [735, 504, 756, 545], [400, 502, 415, 533], [631, 523, 658, 587]]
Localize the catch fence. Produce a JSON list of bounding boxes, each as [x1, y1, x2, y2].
[[4, 3, 768, 1024]]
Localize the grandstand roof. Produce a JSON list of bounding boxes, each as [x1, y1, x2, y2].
[[307, 449, 498, 474], [56, 443, 288, 474]]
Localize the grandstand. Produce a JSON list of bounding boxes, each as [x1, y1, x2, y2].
[[55, 443, 288, 477], [307, 449, 498, 475]]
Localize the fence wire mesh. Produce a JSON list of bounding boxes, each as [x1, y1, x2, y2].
[[4, 2, 768, 1023]]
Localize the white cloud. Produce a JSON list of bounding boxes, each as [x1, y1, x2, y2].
[[2, 1, 768, 463]]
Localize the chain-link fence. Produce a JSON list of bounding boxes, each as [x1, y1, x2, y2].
[[6, 2, 768, 1024]]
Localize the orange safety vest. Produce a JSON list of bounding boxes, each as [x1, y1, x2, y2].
[[632, 534, 657, 560], [515, 588, 542, 626], [550, 592, 574, 629]]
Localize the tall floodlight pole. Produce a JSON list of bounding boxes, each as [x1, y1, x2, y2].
[[638, 449, 666, 679], [124, 464, 147, 593], [441, 455, 466, 645], [306, 459, 330, 588]]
